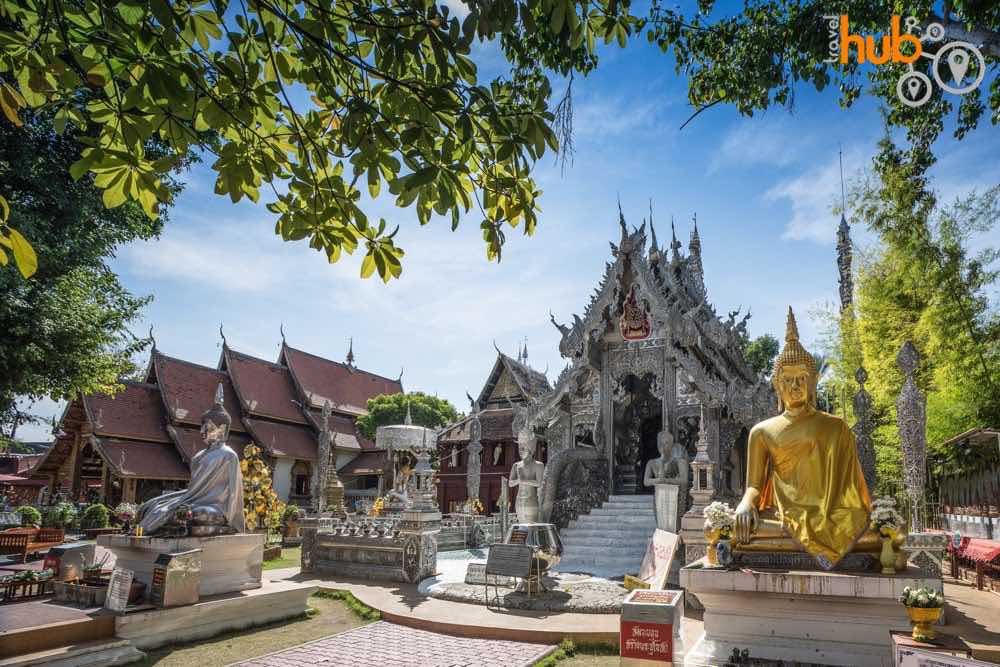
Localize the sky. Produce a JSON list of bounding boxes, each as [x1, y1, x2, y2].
[[17, 2, 1000, 441]]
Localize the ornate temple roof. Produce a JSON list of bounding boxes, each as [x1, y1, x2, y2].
[[477, 351, 551, 409], [222, 345, 308, 424], [541, 210, 772, 427], [151, 351, 247, 433], [438, 408, 514, 444], [82, 381, 171, 443], [34, 337, 401, 485], [282, 343, 402, 415]]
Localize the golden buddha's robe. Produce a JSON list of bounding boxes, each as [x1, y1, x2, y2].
[[747, 410, 872, 568]]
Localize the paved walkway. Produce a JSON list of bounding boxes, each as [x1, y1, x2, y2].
[[233, 621, 555, 667], [266, 567, 636, 645]]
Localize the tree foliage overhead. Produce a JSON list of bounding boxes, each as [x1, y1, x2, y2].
[[645, 0, 999, 146], [0, 110, 179, 430], [0, 0, 636, 281], [356, 391, 458, 441]]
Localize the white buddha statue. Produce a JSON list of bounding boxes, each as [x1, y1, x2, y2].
[[137, 383, 245, 536]]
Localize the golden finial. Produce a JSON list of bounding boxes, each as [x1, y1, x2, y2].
[[785, 306, 800, 342], [772, 306, 816, 378]]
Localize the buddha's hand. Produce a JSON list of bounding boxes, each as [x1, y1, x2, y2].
[[733, 499, 758, 545]]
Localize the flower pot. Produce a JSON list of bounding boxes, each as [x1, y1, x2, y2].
[[906, 606, 943, 642], [880, 536, 896, 575], [716, 538, 734, 568]]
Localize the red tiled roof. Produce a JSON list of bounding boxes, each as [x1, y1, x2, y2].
[[83, 382, 170, 443], [283, 345, 401, 415], [168, 426, 251, 463], [93, 437, 189, 480], [244, 418, 316, 461], [338, 451, 386, 476], [153, 351, 247, 432], [225, 347, 307, 424], [439, 409, 514, 443], [306, 409, 369, 451], [16, 455, 43, 474]]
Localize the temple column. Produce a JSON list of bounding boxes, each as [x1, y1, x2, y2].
[[662, 353, 677, 439], [122, 477, 137, 504], [601, 342, 614, 484]]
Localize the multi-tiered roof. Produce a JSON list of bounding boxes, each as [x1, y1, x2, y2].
[[30, 338, 402, 487]]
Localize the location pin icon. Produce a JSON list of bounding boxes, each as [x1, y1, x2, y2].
[[907, 77, 922, 99], [947, 49, 969, 84]]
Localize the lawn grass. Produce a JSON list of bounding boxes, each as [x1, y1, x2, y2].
[[131, 593, 367, 667], [262, 546, 300, 570], [533, 640, 619, 667]]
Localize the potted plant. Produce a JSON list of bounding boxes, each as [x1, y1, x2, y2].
[[870, 497, 905, 575], [42, 502, 77, 530], [114, 502, 137, 533], [15, 505, 41, 528], [80, 503, 113, 538], [899, 586, 945, 641], [703, 501, 735, 567]]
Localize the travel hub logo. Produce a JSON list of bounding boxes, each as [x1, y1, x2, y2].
[[823, 14, 985, 108]]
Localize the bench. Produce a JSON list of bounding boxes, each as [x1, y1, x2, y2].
[[0, 528, 66, 563]]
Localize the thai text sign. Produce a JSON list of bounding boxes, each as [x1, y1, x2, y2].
[[620, 620, 672, 663]]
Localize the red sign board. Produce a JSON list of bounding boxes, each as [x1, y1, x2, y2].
[[620, 620, 673, 663]]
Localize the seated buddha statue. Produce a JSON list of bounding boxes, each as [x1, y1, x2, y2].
[[137, 383, 245, 537], [733, 308, 879, 570]]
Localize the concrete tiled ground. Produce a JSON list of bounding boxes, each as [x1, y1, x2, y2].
[[234, 621, 554, 667]]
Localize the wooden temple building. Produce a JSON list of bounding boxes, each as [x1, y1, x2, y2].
[[28, 337, 401, 508], [436, 345, 551, 513]]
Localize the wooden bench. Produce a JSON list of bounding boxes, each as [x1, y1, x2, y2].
[[0, 528, 65, 563]]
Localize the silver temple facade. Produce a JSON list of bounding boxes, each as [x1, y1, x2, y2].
[[513, 211, 775, 562]]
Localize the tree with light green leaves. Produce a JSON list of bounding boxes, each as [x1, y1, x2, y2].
[[819, 136, 1000, 493], [0, 0, 639, 281], [356, 391, 458, 441]]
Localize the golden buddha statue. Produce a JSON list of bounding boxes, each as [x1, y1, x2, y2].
[[733, 307, 878, 569]]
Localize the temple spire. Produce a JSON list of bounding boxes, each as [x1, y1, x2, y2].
[[689, 213, 701, 256], [345, 337, 355, 369], [670, 216, 681, 264], [617, 196, 627, 241], [836, 147, 854, 312]]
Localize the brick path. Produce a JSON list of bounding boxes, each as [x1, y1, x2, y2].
[[234, 621, 555, 667]]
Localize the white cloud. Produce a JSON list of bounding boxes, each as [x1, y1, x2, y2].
[[765, 146, 869, 244], [440, 0, 470, 19], [573, 92, 667, 138], [710, 115, 812, 173]]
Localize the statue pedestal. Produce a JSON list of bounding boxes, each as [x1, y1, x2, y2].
[[398, 510, 441, 584], [680, 561, 943, 667], [98, 533, 263, 597]]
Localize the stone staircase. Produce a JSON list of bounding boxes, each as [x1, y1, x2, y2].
[[553, 494, 656, 579]]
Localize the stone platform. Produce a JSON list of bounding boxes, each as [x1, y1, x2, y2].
[[114, 579, 315, 650], [680, 560, 943, 667], [423, 571, 627, 613], [98, 533, 263, 596]]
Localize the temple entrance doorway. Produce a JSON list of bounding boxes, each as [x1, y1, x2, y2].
[[612, 373, 662, 494]]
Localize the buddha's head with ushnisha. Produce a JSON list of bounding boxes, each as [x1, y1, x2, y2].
[[772, 307, 818, 413]]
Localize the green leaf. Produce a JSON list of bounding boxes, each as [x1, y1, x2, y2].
[[7, 227, 37, 278], [360, 253, 376, 279], [551, 0, 566, 35]]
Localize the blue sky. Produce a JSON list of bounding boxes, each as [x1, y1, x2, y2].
[[18, 4, 1000, 440]]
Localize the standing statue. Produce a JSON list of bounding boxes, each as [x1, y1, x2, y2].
[[733, 308, 877, 569], [509, 427, 545, 523], [137, 383, 245, 536], [643, 430, 689, 532]]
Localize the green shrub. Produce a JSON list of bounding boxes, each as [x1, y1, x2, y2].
[[42, 502, 77, 529], [80, 503, 110, 529], [16, 505, 41, 526], [282, 504, 302, 523]]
